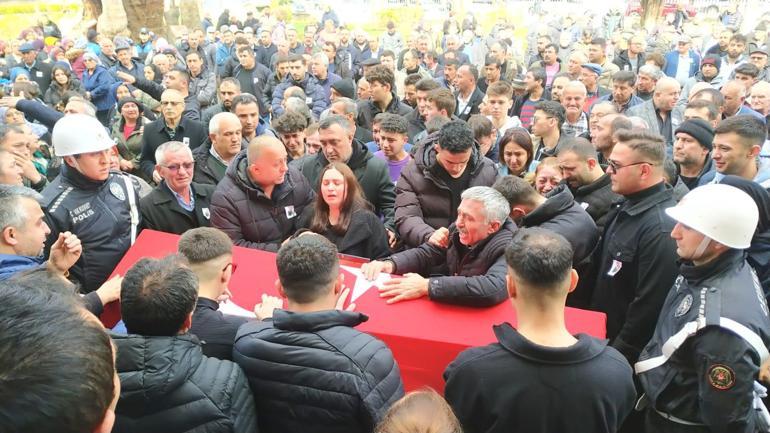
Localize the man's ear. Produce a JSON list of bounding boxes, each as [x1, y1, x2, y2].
[[488, 220, 501, 235], [506, 273, 517, 299], [333, 273, 344, 296], [2, 226, 17, 246], [181, 312, 193, 333], [567, 269, 579, 294], [276, 279, 287, 299], [750, 144, 761, 158], [510, 206, 528, 221], [92, 409, 116, 433]]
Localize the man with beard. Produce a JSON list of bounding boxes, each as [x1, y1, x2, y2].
[[672, 118, 715, 189], [202, 78, 241, 127], [680, 55, 723, 103]]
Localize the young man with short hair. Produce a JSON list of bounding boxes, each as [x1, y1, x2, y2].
[[358, 64, 413, 130], [424, 88, 456, 123], [486, 81, 522, 141], [513, 67, 548, 129], [374, 113, 412, 184], [444, 228, 636, 433], [701, 115, 770, 187]]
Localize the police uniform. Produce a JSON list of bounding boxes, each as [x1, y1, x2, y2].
[[635, 249, 770, 433], [42, 164, 140, 293]]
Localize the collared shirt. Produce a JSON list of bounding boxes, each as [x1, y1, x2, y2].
[[655, 108, 673, 147], [209, 145, 230, 166], [674, 53, 692, 84], [456, 91, 471, 117], [561, 111, 588, 137], [166, 182, 195, 212]]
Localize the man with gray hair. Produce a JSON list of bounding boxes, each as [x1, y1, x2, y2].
[[329, 97, 374, 144], [291, 114, 396, 244], [361, 186, 516, 307], [211, 135, 315, 251], [561, 81, 589, 137], [139, 141, 215, 235], [310, 51, 341, 102], [193, 111, 243, 186], [636, 64, 662, 101]]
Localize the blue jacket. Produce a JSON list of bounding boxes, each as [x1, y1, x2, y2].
[[663, 50, 701, 80], [0, 254, 44, 280], [272, 73, 329, 118], [82, 65, 118, 111]]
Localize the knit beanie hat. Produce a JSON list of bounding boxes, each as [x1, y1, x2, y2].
[[701, 54, 721, 72], [675, 118, 714, 150], [331, 78, 356, 100]]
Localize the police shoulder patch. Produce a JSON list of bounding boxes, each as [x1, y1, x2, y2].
[[707, 364, 735, 390]]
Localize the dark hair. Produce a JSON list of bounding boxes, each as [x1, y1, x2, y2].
[[379, 113, 408, 135], [177, 227, 233, 264], [231, 93, 259, 111], [715, 115, 767, 147], [505, 228, 574, 290], [236, 44, 255, 57], [462, 64, 479, 82], [590, 37, 607, 48], [169, 67, 190, 84], [438, 120, 474, 153], [691, 87, 725, 106], [534, 100, 566, 129], [613, 128, 666, 164], [185, 50, 202, 60], [467, 114, 493, 141], [415, 77, 440, 92], [426, 115, 451, 134], [277, 234, 340, 303], [444, 58, 460, 69], [381, 49, 395, 60], [120, 256, 199, 336], [498, 127, 534, 174], [404, 73, 423, 87], [220, 76, 241, 90], [612, 70, 636, 86], [311, 162, 372, 236], [484, 54, 501, 67], [427, 88, 456, 116], [365, 65, 395, 90], [735, 62, 760, 78], [493, 175, 539, 207], [645, 51, 666, 69], [559, 137, 598, 162], [273, 110, 308, 134], [287, 53, 305, 63], [8, 267, 78, 296], [730, 33, 748, 44], [527, 67, 546, 89], [0, 283, 115, 433], [543, 43, 559, 53], [662, 157, 677, 184], [610, 115, 634, 135], [685, 99, 719, 121], [50, 64, 72, 85]]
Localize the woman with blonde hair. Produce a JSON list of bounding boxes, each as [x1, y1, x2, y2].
[[375, 389, 462, 433]]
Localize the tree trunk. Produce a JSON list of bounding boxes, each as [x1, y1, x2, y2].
[[641, 0, 663, 29], [83, 0, 103, 22], [122, 0, 166, 37]]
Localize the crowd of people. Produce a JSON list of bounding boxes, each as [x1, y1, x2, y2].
[[2, 1, 770, 432]]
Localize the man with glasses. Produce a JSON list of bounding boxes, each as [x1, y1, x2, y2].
[[749, 46, 770, 82], [589, 128, 679, 365], [139, 89, 207, 182], [139, 141, 214, 234], [116, 68, 201, 121]]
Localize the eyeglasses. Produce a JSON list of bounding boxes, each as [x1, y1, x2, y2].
[[606, 159, 654, 173], [161, 161, 194, 172]]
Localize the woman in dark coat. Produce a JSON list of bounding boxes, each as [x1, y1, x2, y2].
[[298, 161, 390, 260], [43, 65, 85, 110]]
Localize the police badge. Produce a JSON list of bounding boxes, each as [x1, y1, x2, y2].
[[110, 182, 126, 201], [674, 294, 692, 317]]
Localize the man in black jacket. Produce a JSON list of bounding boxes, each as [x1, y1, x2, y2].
[[291, 115, 396, 242], [234, 234, 404, 433], [362, 186, 516, 307], [139, 141, 214, 234], [194, 112, 243, 186], [18, 42, 53, 95], [557, 137, 621, 229], [493, 176, 598, 267], [138, 89, 208, 181], [455, 64, 484, 121], [232, 45, 272, 117], [590, 128, 679, 365], [358, 65, 413, 130], [113, 255, 257, 433], [178, 227, 248, 361], [444, 228, 636, 433]]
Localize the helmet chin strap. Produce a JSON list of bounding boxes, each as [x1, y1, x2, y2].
[[693, 235, 712, 259]]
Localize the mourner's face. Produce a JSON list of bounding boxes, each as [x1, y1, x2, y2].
[[120, 102, 140, 121], [670, 222, 714, 263], [535, 165, 562, 195], [0, 152, 23, 186], [455, 198, 496, 247], [212, 116, 243, 159], [321, 168, 346, 209], [158, 149, 194, 193], [319, 124, 353, 163], [13, 197, 50, 257]]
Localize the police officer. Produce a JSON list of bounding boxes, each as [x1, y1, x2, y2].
[[41, 114, 141, 293], [635, 183, 770, 432]]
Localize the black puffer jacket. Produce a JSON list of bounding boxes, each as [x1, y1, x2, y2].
[[211, 150, 315, 251], [112, 333, 258, 433], [395, 135, 498, 248], [234, 309, 404, 433], [390, 220, 517, 307], [523, 185, 599, 266]]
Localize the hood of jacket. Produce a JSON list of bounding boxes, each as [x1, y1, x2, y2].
[[113, 333, 202, 403], [523, 185, 575, 227]]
